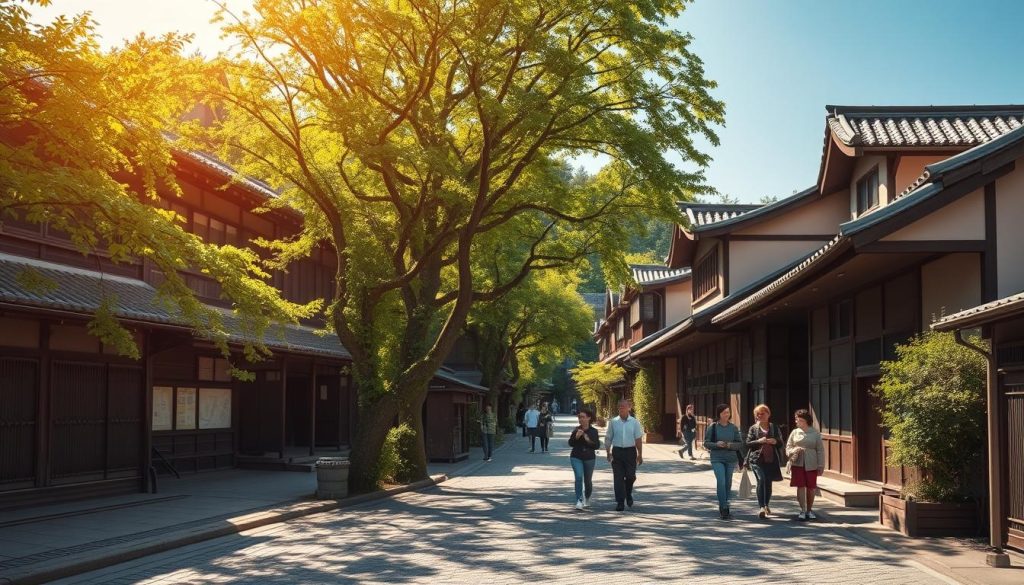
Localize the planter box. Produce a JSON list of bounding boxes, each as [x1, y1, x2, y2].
[[879, 494, 980, 537], [643, 431, 664, 443]]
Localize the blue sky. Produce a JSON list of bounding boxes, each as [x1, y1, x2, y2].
[[32, 0, 1024, 204], [675, 0, 1024, 202]]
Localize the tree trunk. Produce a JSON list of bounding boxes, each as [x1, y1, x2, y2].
[[347, 395, 398, 494], [398, 386, 430, 481]]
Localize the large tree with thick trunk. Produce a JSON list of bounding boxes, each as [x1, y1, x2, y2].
[[196, 0, 723, 491]]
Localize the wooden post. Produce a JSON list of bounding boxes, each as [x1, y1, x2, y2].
[[309, 360, 316, 456], [36, 320, 51, 488], [280, 357, 288, 460], [142, 331, 154, 493]]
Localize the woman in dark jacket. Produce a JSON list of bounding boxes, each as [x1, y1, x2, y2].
[[568, 409, 600, 509], [680, 404, 697, 460], [745, 404, 785, 518], [537, 404, 553, 453]]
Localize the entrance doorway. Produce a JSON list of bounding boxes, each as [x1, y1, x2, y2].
[[857, 376, 883, 482]]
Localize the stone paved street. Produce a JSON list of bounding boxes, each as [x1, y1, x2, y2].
[[56, 417, 951, 584]]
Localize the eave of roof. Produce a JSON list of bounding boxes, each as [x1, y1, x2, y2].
[[689, 186, 819, 237], [630, 264, 692, 286], [932, 291, 1024, 332], [679, 202, 760, 230], [0, 252, 350, 360], [433, 368, 488, 393]]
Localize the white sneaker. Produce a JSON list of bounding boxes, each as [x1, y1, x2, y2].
[[583, 497, 590, 508], [806, 511, 817, 520], [798, 512, 807, 521], [575, 499, 584, 510]]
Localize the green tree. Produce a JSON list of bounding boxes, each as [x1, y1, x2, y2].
[[571, 361, 625, 420], [632, 366, 659, 432], [0, 0, 310, 366], [469, 270, 593, 410], [874, 331, 986, 501], [196, 0, 723, 491]]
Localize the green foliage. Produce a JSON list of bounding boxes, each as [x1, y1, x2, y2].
[[376, 423, 419, 486], [632, 367, 660, 432], [875, 331, 987, 502], [1, 0, 313, 370], [571, 361, 625, 419]]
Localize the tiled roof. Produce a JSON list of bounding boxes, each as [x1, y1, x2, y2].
[[0, 252, 350, 359], [827, 105, 1024, 148], [679, 202, 760, 229], [434, 367, 488, 393], [932, 291, 1024, 332], [630, 264, 691, 286], [711, 236, 850, 325], [179, 149, 281, 201]]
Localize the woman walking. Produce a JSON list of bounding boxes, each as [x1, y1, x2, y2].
[[680, 404, 697, 460], [786, 409, 826, 521], [703, 404, 744, 520], [745, 404, 784, 518], [537, 403, 554, 453], [480, 403, 498, 462], [568, 409, 600, 510]]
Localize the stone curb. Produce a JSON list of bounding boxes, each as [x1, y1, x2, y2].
[[0, 473, 449, 585]]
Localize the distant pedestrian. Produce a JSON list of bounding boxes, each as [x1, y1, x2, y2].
[[704, 403, 744, 520], [605, 399, 644, 511], [551, 401, 559, 415], [516, 404, 527, 437], [680, 404, 697, 460], [786, 409, 825, 521], [480, 403, 498, 462], [568, 409, 600, 510], [537, 403, 553, 453], [745, 404, 784, 519], [524, 403, 541, 452]]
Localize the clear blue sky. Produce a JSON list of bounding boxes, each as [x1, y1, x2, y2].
[[32, 0, 1024, 204], [674, 0, 1024, 202]]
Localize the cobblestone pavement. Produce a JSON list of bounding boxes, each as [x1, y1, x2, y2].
[[57, 417, 949, 584]]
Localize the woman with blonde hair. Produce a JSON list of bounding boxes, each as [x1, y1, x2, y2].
[[745, 404, 784, 518], [786, 409, 826, 520]]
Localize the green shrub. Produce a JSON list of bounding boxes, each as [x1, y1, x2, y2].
[[875, 331, 986, 502], [375, 423, 419, 486], [632, 367, 659, 432], [466, 402, 481, 447], [499, 415, 517, 434]]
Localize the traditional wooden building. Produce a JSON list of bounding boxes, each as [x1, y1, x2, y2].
[[608, 105, 1024, 518], [594, 263, 691, 437], [0, 144, 353, 508]]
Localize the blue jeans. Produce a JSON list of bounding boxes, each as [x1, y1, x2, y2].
[[570, 457, 595, 502], [711, 461, 734, 509], [682, 430, 695, 457], [482, 433, 495, 459], [751, 462, 774, 508]]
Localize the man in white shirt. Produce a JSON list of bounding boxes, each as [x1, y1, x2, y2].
[[605, 399, 644, 511], [523, 403, 541, 453]]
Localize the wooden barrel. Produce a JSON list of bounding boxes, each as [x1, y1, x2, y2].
[[315, 457, 350, 499]]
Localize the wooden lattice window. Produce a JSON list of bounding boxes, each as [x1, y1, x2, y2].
[[693, 246, 720, 302]]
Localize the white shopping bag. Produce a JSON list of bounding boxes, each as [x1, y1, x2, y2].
[[738, 467, 753, 499]]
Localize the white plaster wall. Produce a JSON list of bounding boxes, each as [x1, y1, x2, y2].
[[733, 189, 848, 237], [997, 166, 1024, 297], [849, 155, 889, 218], [880, 188, 985, 241], [664, 280, 692, 323], [920, 253, 981, 328], [728, 240, 821, 294], [894, 155, 949, 194]]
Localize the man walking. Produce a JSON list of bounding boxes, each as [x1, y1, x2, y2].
[[605, 399, 644, 511], [524, 402, 541, 453], [480, 403, 497, 461]]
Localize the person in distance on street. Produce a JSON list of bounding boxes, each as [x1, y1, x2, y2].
[[537, 403, 553, 453], [704, 403, 744, 520], [680, 404, 697, 460], [605, 399, 643, 511], [480, 403, 498, 462], [524, 403, 541, 452], [568, 409, 600, 510]]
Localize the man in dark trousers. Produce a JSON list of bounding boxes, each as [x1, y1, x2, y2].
[[605, 399, 644, 511]]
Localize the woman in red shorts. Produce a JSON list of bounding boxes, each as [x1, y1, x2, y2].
[[785, 409, 825, 521]]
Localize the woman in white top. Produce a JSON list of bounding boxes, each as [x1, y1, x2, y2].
[[785, 409, 826, 521]]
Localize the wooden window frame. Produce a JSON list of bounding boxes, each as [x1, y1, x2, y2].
[[693, 245, 720, 303], [855, 166, 880, 217]]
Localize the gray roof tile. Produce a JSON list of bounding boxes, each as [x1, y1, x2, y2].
[[629, 264, 691, 286], [827, 105, 1024, 148], [932, 291, 1024, 331], [679, 202, 761, 228], [0, 252, 349, 359]]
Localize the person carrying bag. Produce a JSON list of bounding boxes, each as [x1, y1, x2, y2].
[[745, 404, 785, 518]]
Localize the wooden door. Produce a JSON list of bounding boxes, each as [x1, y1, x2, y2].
[[1006, 379, 1024, 551], [858, 376, 883, 483]]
